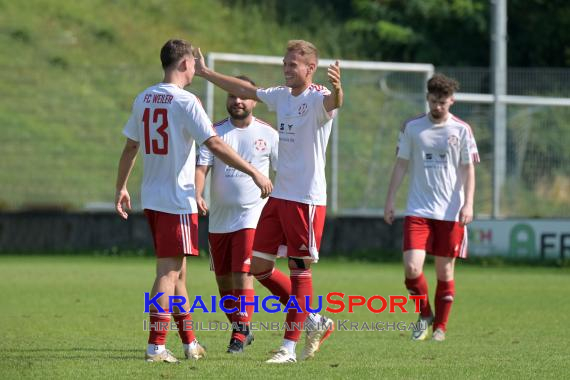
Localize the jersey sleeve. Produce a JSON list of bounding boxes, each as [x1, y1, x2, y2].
[[122, 99, 140, 141], [181, 95, 217, 145], [396, 123, 412, 160], [256, 87, 284, 112], [311, 86, 336, 127], [460, 126, 480, 164], [196, 143, 214, 166]]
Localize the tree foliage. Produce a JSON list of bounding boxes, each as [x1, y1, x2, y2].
[[231, 0, 569, 67]]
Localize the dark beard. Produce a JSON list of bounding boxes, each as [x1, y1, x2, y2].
[[430, 111, 444, 122], [227, 107, 250, 120]]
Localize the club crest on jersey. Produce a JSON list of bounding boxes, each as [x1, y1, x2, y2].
[[254, 139, 267, 151], [298, 103, 308, 116], [448, 135, 459, 147]]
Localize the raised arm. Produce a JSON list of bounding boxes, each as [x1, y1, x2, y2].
[[115, 138, 139, 219], [459, 163, 475, 225], [203, 136, 272, 197], [194, 48, 260, 101], [384, 158, 409, 225], [323, 61, 343, 112]]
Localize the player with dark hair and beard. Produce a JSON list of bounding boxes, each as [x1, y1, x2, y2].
[[195, 75, 279, 354]]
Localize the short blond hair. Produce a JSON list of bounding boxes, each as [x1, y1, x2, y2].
[[286, 40, 319, 64]]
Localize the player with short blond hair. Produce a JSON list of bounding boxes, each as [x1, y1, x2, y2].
[[384, 73, 479, 342], [115, 39, 272, 363], [194, 40, 343, 363], [286, 40, 319, 61]]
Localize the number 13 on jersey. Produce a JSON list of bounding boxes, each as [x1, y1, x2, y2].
[[143, 107, 169, 155]]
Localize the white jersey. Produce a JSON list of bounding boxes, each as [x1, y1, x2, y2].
[[123, 83, 216, 214], [197, 117, 278, 233], [256, 85, 335, 205], [397, 113, 479, 221]]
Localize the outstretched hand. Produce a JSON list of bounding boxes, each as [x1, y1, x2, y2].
[[193, 47, 207, 76], [324, 60, 343, 111], [327, 60, 342, 91]]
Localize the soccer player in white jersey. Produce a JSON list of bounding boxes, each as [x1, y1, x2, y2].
[[384, 74, 479, 342], [193, 40, 343, 363], [114, 39, 272, 363], [195, 75, 279, 354]]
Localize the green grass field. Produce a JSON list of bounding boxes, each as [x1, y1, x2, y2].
[[1, 255, 569, 379]]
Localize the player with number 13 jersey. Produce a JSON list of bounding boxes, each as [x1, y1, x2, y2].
[[123, 83, 214, 214]]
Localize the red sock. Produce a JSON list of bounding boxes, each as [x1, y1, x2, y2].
[[219, 289, 234, 323], [172, 312, 195, 344], [284, 269, 312, 342], [232, 288, 255, 342], [434, 280, 455, 331], [405, 273, 432, 318], [254, 268, 291, 306], [148, 311, 170, 345]]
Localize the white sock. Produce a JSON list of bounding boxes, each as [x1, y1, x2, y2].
[[147, 344, 165, 355], [183, 339, 198, 351], [282, 339, 296, 355]]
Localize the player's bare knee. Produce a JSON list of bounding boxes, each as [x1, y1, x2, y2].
[[288, 257, 312, 270], [156, 268, 183, 285], [233, 271, 253, 289], [250, 253, 275, 275], [436, 268, 454, 281], [404, 263, 422, 278], [158, 270, 180, 285], [435, 257, 455, 281], [216, 274, 233, 290]]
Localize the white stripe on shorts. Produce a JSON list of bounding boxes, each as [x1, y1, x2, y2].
[[459, 226, 468, 259], [179, 214, 192, 254], [179, 215, 187, 253], [308, 205, 319, 263]]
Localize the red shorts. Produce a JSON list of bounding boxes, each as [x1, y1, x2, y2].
[[144, 209, 199, 258], [252, 197, 326, 262], [208, 228, 255, 276], [403, 216, 468, 258]]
